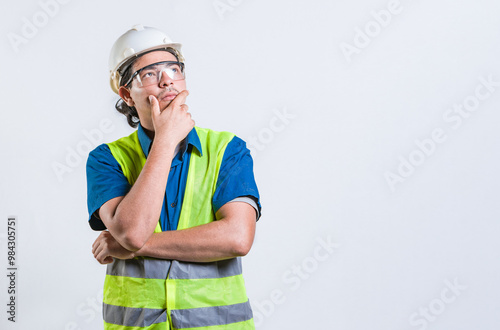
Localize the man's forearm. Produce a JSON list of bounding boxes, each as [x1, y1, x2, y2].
[[135, 202, 256, 262], [102, 139, 177, 251]]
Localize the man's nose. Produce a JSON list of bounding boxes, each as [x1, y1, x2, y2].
[[159, 69, 174, 86]]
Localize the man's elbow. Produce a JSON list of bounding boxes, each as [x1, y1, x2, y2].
[[234, 243, 251, 257], [232, 235, 254, 257], [230, 217, 256, 257], [120, 234, 146, 252], [112, 220, 150, 252]]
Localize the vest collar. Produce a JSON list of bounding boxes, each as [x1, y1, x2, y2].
[[137, 125, 202, 160]]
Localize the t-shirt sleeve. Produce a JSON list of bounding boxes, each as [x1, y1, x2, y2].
[[86, 144, 131, 230], [212, 136, 262, 220]]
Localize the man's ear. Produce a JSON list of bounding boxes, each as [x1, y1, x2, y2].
[[118, 86, 134, 107]]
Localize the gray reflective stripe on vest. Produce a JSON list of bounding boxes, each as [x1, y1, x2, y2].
[[107, 258, 171, 279], [168, 258, 242, 279], [103, 303, 167, 327], [171, 300, 253, 329]]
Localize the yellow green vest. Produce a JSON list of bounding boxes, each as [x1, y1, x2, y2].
[[102, 127, 255, 330]]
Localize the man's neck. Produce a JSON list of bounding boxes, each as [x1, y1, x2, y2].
[[142, 125, 155, 140]]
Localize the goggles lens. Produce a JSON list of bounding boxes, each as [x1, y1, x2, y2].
[[127, 61, 185, 87]]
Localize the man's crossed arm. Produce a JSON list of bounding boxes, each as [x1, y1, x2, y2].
[[92, 199, 256, 264]]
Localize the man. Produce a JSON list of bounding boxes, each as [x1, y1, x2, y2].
[[86, 25, 261, 330]]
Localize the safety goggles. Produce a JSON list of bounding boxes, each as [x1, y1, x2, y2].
[[124, 61, 185, 88]]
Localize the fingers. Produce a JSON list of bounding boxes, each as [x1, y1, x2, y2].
[[149, 95, 160, 117], [92, 231, 111, 264], [95, 245, 112, 264], [93, 241, 102, 260], [96, 250, 114, 264], [92, 234, 102, 255], [149, 89, 194, 143], [102, 256, 114, 264], [92, 231, 109, 254], [169, 90, 189, 110]]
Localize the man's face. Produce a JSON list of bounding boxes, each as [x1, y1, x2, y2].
[[119, 50, 187, 131]]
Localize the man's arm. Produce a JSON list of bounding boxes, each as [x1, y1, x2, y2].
[[93, 201, 256, 264], [136, 201, 256, 262], [98, 91, 194, 251]]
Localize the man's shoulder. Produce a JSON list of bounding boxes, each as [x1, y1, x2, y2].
[[88, 143, 111, 159]]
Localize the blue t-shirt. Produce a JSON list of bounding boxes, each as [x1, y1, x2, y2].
[[86, 125, 261, 231]]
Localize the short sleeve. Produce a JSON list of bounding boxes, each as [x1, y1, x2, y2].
[[212, 136, 262, 220], [86, 144, 131, 230]]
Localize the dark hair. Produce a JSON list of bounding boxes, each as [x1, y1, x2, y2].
[[115, 48, 181, 128]]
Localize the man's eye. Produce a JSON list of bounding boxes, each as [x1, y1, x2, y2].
[[167, 64, 181, 72], [141, 71, 157, 79]]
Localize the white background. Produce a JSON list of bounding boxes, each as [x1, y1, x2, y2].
[[1, 0, 500, 329]]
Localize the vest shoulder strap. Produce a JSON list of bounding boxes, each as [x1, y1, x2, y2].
[[193, 126, 235, 156], [106, 130, 146, 186], [177, 127, 235, 230]]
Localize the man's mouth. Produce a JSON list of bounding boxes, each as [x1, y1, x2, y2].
[[159, 85, 180, 101], [160, 93, 178, 101]]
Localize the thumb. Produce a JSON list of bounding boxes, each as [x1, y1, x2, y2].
[[103, 256, 114, 264], [149, 95, 160, 117]]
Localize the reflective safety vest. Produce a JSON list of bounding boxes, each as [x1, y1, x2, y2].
[[102, 127, 255, 330]]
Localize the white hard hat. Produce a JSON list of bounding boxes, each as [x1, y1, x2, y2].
[[108, 24, 183, 94]]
